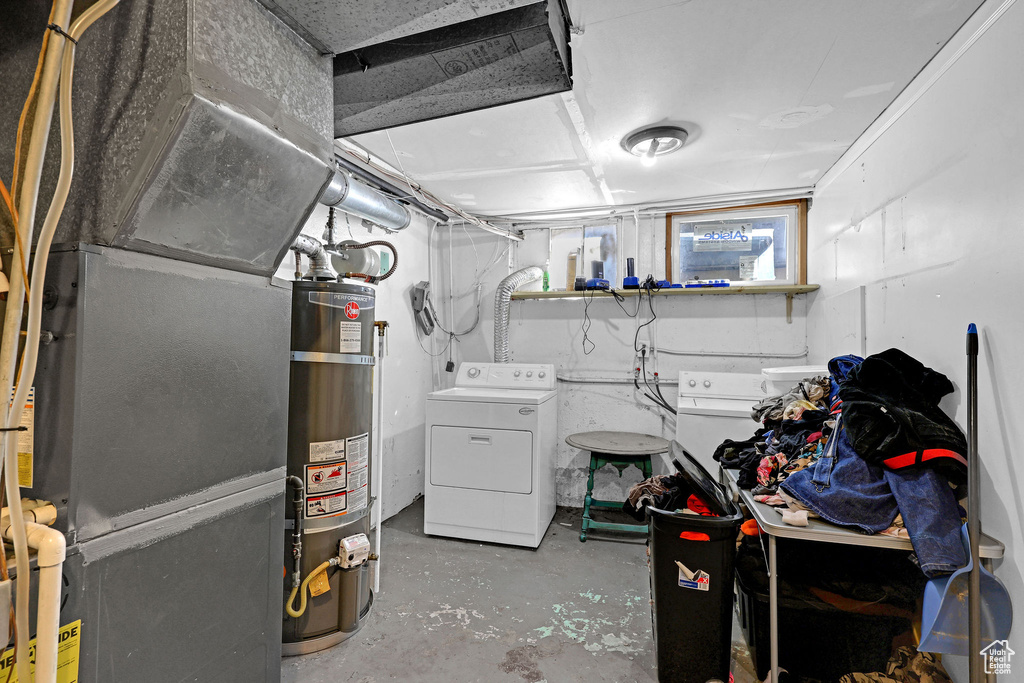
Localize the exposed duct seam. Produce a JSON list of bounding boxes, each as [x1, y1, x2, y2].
[[493, 267, 542, 363]]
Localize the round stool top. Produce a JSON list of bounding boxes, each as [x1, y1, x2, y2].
[[565, 431, 671, 456]]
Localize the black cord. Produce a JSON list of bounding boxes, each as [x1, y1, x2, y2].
[[633, 277, 661, 352], [612, 288, 642, 318], [581, 289, 596, 355], [640, 350, 676, 414], [654, 378, 674, 411]]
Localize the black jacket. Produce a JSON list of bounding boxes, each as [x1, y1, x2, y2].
[[838, 348, 968, 484]]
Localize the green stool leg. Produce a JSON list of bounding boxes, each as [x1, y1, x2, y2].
[[580, 453, 598, 542]]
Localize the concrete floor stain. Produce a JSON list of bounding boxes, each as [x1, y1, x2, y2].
[[500, 645, 545, 683]]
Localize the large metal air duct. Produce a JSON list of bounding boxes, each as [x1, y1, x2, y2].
[[319, 170, 412, 232], [493, 267, 543, 363]]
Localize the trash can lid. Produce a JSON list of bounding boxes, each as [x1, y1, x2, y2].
[[670, 441, 732, 517]]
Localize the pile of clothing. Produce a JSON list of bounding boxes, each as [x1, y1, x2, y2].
[[838, 647, 953, 683], [718, 349, 969, 578], [715, 374, 834, 493], [622, 473, 719, 521]]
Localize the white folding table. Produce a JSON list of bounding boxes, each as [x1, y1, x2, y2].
[[720, 467, 1005, 683]]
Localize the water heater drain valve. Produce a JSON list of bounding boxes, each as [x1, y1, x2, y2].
[[339, 533, 371, 569]]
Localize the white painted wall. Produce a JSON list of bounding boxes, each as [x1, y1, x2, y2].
[[434, 215, 810, 506], [274, 204, 433, 520], [805, 2, 1024, 678]]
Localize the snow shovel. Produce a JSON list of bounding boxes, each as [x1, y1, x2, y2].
[[918, 324, 1012, 670]]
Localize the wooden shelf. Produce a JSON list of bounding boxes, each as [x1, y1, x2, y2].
[[510, 284, 819, 300]]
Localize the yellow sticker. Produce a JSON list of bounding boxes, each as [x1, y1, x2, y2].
[[308, 571, 331, 597], [9, 387, 33, 488], [0, 619, 81, 682]]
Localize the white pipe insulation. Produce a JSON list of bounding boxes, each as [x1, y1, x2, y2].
[[493, 267, 543, 363]]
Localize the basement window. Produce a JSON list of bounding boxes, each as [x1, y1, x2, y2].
[[666, 200, 807, 285], [548, 222, 619, 290]]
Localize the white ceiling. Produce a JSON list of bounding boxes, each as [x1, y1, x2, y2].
[[350, 0, 984, 216]]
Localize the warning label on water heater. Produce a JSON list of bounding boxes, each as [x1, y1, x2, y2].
[[306, 462, 347, 495], [309, 437, 345, 463], [346, 433, 369, 470], [306, 491, 347, 518], [346, 432, 369, 514], [339, 322, 362, 353]]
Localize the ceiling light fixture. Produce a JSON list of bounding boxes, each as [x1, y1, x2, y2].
[[621, 126, 689, 167]]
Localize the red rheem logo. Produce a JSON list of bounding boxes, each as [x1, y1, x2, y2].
[[345, 302, 360, 319]]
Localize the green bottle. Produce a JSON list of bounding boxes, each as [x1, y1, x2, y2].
[[542, 261, 550, 291]]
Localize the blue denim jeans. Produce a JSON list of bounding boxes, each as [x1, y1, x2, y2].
[[783, 414, 967, 577], [781, 416, 898, 534], [884, 467, 966, 576]]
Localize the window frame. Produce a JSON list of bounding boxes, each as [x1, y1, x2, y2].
[[547, 219, 622, 291], [665, 199, 808, 286]]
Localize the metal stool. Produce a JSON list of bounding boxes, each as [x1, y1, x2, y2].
[[565, 431, 670, 542]]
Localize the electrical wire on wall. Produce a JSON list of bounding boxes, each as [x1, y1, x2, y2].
[[580, 289, 597, 355], [417, 222, 509, 376]]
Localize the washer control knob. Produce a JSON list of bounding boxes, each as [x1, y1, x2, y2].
[[538, 371, 546, 379], [689, 380, 696, 388], [526, 371, 533, 378], [704, 380, 712, 388], [514, 370, 521, 377], [468, 367, 480, 378]]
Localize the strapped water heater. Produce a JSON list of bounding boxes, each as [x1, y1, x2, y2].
[[282, 280, 378, 655]]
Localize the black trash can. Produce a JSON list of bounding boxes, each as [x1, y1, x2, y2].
[[648, 444, 743, 683]]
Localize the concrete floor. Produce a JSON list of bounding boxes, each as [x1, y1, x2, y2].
[[282, 500, 757, 683]]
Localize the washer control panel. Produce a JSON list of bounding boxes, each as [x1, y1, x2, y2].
[[456, 363, 556, 390], [677, 370, 764, 400]]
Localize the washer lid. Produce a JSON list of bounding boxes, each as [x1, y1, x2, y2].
[[428, 387, 556, 405], [676, 396, 756, 419], [761, 365, 829, 382]]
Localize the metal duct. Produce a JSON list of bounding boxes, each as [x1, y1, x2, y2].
[[319, 171, 412, 232], [0, 0, 335, 276], [331, 0, 572, 136], [493, 267, 542, 363], [291, 235, 334, 280]]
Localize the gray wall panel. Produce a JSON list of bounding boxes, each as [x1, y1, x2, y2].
[[66, 247, 290, 541], [62, 487, 284, 683]]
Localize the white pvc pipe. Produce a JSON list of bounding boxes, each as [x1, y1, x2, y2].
[[36, 565, 64, 681], [373, 332, 385, 594], [0, 520, 65, 683]]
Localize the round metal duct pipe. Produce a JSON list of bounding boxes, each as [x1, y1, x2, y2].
[[319, 170, 412, 232]]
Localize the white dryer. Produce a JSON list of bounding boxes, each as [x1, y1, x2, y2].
[[425, 362, 557, 548], [675, 371, 764, 473]]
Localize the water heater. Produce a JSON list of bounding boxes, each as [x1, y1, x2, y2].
[[283, 280, 377, 655]]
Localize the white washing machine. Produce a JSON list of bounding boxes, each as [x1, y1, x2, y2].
[[424, 362, 557, 548], [675, 371, 764, 473]]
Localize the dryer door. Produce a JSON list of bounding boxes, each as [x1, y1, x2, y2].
[[430, 427, 533, 494]]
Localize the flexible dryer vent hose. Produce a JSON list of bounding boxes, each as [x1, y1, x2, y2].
[[493, 266, 543, 363]]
